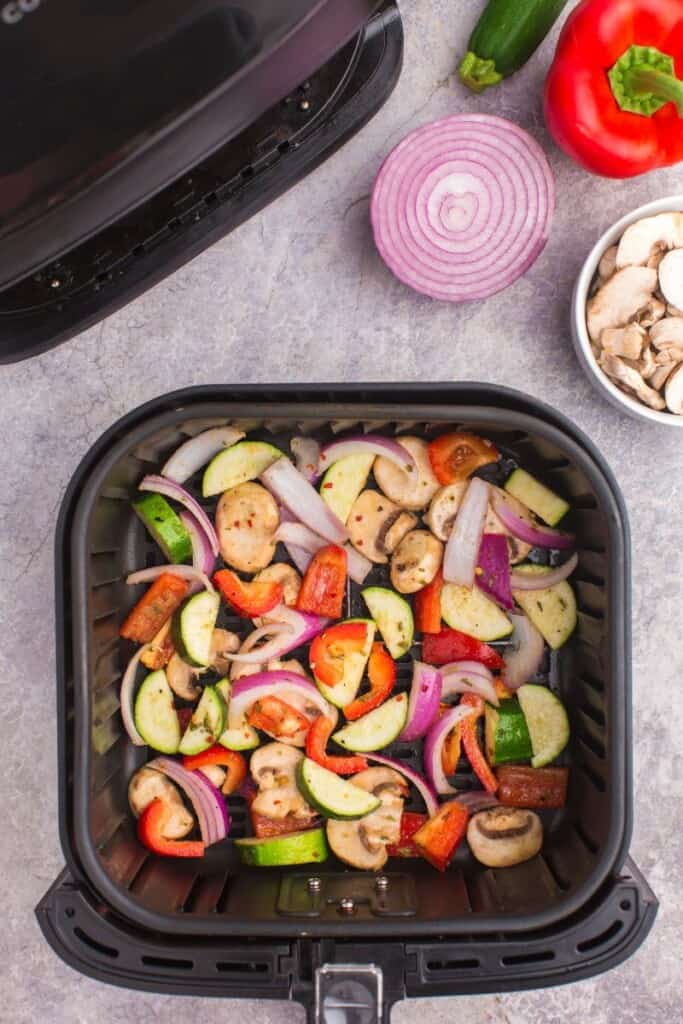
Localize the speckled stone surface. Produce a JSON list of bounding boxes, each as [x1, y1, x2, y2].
[[2, 2, 683, 1022]]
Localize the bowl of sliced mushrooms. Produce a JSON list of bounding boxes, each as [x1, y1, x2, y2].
[[572, 195, 683, 425]]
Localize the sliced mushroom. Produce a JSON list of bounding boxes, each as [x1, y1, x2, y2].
[[657, 250, 683, 310], [635, 296, 666, 328], [209, 629, 240, 675], [128, 766, 194, 839], [166, 652, 202, 700], [425, 482, 467, 541], [373, 436, 440, 510], [390, 529, 443, 594], [347, 490, 417, 563], [467, 807, 543, 867], [655, 345, 683, 363], [250, 743, 315, 820], [326, 767, 407, 869], [597, 244, 618, 283], [650, 317, 683, 349], [667, 304, 683, 317], [586, 267, 658, 343], [350, 766, 409, 803], [649, 362, 677, 390], [615, 213, 683, 268], [140, 620, 175, 670], [599, 353, 666, 410], [253, 563, 302, 606], [599, 323, 646, 359], [665, 364, 683, 415], [634, 345, 656, 380], [216, 482, 279, 573], [326, 818, 388, 870]]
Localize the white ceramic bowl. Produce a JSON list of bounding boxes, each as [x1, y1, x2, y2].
[[571, 194, 683, 427]]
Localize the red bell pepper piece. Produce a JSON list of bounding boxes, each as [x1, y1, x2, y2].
[[305, 715, 368, 775], [213, 569, 283, 617], [460, 694, 498, 795], [138, 799, 205, 858], [343, 643, 396, 721], [309, 621, 370, 687], [247, 695, 311, 740], [414, 569, 443, 634], [496, 765, 569, 809], [413, 800, 469, 871], [120, 573, 189, 643], [428, 432, 498, 485], [182, 745, 247, 795], [296, 544, 347, 618], [544, 0, 683, 178], [387, 811, 428, 858], [422, 627, 504, 670], [441, 722, 462, 777]]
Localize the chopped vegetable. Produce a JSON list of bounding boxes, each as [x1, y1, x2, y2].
[[512, 566, 577, 650], [148, 756, 230, 846], [310, 620, 374, 692], [467, 807, 542, 867], [213, 568, 283, 617], [128, 767, 193, 839], [485, 699, 533, 766], [397, 659, 440, 740], [296, 544, 347, 618], [460, 694, 498, 794], [422, 627, 504, 670], [305, 716, 368, 775], [120, 573, 190, 644], [317, 435, 416, 479], [178, 684, 226, 756], [162, 426, 245, 484], [373, 437, 439, 511], [344, 642, 397, 721], [443, 478, 489, 587], [140, 620, 175, 670], [247, 695, 312, 741], [333, 694, 408, 753], [504, 469, 569, 526], [413, 800, 470, 871], [441, 722, 462, 777], [262, 456, 348, 545], [132, 492, 193, 564], [424, 703, 479, 795], [172, 591, 221, 667], [414, 568, 443, 634], [440, 582, 513, 642], [319, 453, 375, 524], [182, 745, 247, 795], [390, 530, 443, 594], [503, 612, 545, 689], [517, 684, 570, 767], [215, 482, 279, 574], [297, 758, 381, 819], [326, 767, 407, 869], [386, 811, 428, 858], [202, 440, 283, 497], [134, 670, 181, 754], [235, 828, 328, 866], [496, 765, 569, 808], [475, 533, 513, 610], [138, 799, 205, 858], [362, 586, 414, 659], [428, 433, 498, 485], [139, 475, 220, 558]]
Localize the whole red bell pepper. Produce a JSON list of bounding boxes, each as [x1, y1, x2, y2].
[[422, 627, 504, 671], [544, 0, 683, 178]]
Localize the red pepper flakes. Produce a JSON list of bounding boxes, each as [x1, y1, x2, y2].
[[233, 520, 240, 528], [355, 515, 363, 522], [323, 482, 334, 489]]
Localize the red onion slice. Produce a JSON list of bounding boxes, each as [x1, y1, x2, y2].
[[316, 435, 416, 480], [366, 753, 439, 817], [510, 552, 579, 590], [149, 757, 230, 846], [179, 511, 216, 583], [441, 663, 499, 707], [399, 662, 443, 741], [371, 115, 554, 302], [262, 458, 348, 545], [161, 427, 244, 484], [502, 613, 545, 690], [423, 704, 479, 795], [139, 475, 220, 557], [490, 490, 574, 551], [443, 478, 489, 586], [228, 671, 338, 731], [291, 437, 321, 484], [120, 645, 151, 746], [276, 520, 372, 585], [476, 533, 513, 609], [226, 605, 329, 664], [126, 564, 215, 593]]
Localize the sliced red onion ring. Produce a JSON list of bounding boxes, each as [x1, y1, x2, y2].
[[510, 552, 579, 590], [366, 753, 439, 817], [316, 435, 416, 480], [276, 521, 372, 585], [261, 458, 348, 545], [179, 511, 216, 582], [228, 671, 337, 731], [120, 645, 151, 746], [139, 475, 220, 557], [149, 757, 230, 846], [476, 533, 513, 609], [490, 490, 574, 551], [443, 477, 489, 586], [424, 704, 479, 795], [226, 605, 328, 663], [161, 427, 244, 484], [126, 564, 215, 593], [441, 662, 499, 706], [502, 612, 545, 690], [456, 791, 500, 814], [399, 662, 443, 741], [291, 437, 322, 484], [371, 114, 555, 302], [277, 507, 313, 574]]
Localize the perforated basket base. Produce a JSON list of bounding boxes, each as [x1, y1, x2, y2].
[[36, 860, 657, 1020]]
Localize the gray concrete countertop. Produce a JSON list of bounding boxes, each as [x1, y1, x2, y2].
[[2, 2, 682, 1021]]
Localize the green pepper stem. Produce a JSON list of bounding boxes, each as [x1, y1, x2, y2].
[[623, 66, 683, 116], [458, 51, 502, 93], [609, 44, 683, 117]]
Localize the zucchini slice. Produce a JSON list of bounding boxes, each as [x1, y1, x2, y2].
[[132, 493, 192, 563], [512, 565, 577, 650], [332, 694, 408, 753], [485, 699, 533, 765], [504, 469, 569, 526], [172, 591, 220, 667], [297, 758, 381, 819], [134, 670, 180, 754], [178, 685, 225, 756], [235, 828, 328, 866], [362, 587, 414, 659], [203, 441, 283, 497], [440, 583, 513, 641], [517, 684, 570, 767], [320, 453, 375, 525]]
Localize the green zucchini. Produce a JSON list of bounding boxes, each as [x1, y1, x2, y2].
[[517, 684, 570, 767], [235, 828, 328, 866], [132, 493, 192, 563], [512, 565, 577, 650], [172, 591, 220, 667], [297, 759, 381, 820], [504, 469, 569, 527], [485, 699, 533, 765], [134, 670, 181, 754], [362, 587, 414, 659], [459, 0, 569, 93], [178, 685, 225, 756], [332, 694, 408, 753]]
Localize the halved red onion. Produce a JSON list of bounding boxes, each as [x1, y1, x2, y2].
[[262, 457, 348, 545], [179, 511, 216, 582], [316, 435, 415, 480], [510, 552, 579, 590], [228, 671, 337, 731], [399, 662, 442, 741], [226, 605, 328, 664], [456, 791, 500, 814], [370, 114, 555, 302], [126, 564, 215, 593], [120, 645, 151, 746], [502, 613, 545, 690], [441, 662, 499, 706], [443, 477, 489, 586], [139, 475, 220, 557], [366, 753, 439, 817], [476, 533, 513, 609], [276, 521, 372, 584], [490, 490, 574, 551], [424, 704, 479, 795], [161, 427, 244, 483], [149, 757, 230, 846], [291, 437, 322, 484]]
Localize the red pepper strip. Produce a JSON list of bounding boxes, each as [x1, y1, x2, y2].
[[182, 745, 247, 795], [213, 569, 283, 617], [387, 812, 428, 858], [414, 569, 443, 634], [496, 765, 569, 809], [343, 643, 396, 721], [428, 432, 498, 485], [248, 696, 311, 740], [460, 694, 498, 795], [138, 799, 205, 858], [309, 621, 370, 687], [305, 715, 368, 774], [413, 800, 469, 871], [422, 627, 504, 670], [296, 544, 347, 619], [441, 722, 462, 776], [120, 573, 189, 643], [544, 0, 683, 178]]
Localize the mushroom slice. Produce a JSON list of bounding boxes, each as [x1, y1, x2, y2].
[[586, 267, 658, 342], [128, 767, 194, 839], [667, 304, 683, 317], [637, 345, 656, 380], [657, 250, 683, 311], [615, 213, 683, 268], [599, 353, 666, 410], [326, 767, 408, 869], [216, 482, 279, 573], [380, 510, 419, 555], [467, 808, 543, 867], [599, 323, 646, 359], [598, 244, 618, 283], [390, 529, 443, 594], [655, 345, 683, 363], [373, 436, 440, 510], [635, 296, 666, 328], [665, 364, 683, 415], [650, 362, 677, 390], [425, 482, 468, 541], [348, 490, 415, 564], [253, 563, 302, 607], [210, 629, 240, 675], [166, 652, 203, 700], [326, 818, 388, 870], [250, 743, 315, 820], [650, 317, 683, 349], [350, 766, 409, 802]]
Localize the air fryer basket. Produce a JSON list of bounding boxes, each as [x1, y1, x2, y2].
[[56, 384, 638, 944]]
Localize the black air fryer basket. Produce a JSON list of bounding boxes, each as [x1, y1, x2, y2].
[[38, 384, 657, 1020]]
